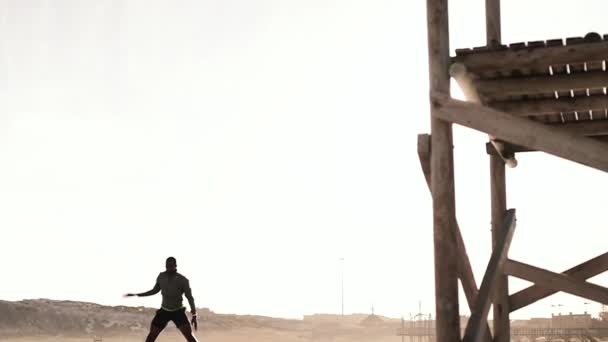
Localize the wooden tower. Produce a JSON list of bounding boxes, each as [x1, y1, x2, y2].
[[421, 1, 608, 341]]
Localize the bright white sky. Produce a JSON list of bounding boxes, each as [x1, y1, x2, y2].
[[1, 0, 608, 321]]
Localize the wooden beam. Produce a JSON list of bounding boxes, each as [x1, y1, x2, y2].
[[432, 93, 608, 173], [485, 141, 534, 155], [489, 95, 608, 116], [427, 0, 460, 340], [477, 71, 608, 97], [510, 251, 608, 312], [486, 137, 608, 155], [463, 209, 516, 342], [505, 259, 608, 305], [452, 39, 608, 73]]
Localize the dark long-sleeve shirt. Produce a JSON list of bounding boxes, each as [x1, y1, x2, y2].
[[139, 271, 196, 312]]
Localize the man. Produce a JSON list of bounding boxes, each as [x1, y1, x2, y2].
[[125, 257, 199, 342]]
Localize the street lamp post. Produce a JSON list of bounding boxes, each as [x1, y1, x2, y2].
[[340, 258, 344, 317], [584, 302, 591, 314]]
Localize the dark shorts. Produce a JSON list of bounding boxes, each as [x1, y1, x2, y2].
[[151, 307, 190, 329]]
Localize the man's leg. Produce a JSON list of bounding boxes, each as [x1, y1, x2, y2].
[[145, 325, 164, 342], [146, 310, 168, 342], [177, 323, 198, 342], [173, 309, 198, 342]]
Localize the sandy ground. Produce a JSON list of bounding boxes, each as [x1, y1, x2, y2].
[[0, 328, 401, 342]]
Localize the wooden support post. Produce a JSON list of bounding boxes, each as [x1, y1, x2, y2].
[[491, 154, 510, 342], [418, 134, 492, 342], [485, 0, 501, 47], [505, 259, 608, 305], [485, 1, 510, 341], [426, 0, 460, 341], [510, 251, 608, 312], [463, 209, 516, 342]]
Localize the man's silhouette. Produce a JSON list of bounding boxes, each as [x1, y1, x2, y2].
[[125, 257, 198, 342]]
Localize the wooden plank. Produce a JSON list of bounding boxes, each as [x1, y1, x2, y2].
[[570, 62, 591, 121], [554, 64, 576, 123], [587, 60, 606, 121], [452, 39, 608, 73], [426, 0, 460, 341], [488, 94, 608, 116], [463, 209, 516, 342], [431, 93, 608, 173], [486, 135, 608, 154], [505, 260, 608, 305], [476, 70, 608, 97], [551, 119, 608, 136], [510, 251, 608, 312]]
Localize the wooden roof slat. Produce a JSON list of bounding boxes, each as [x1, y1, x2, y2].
[[452, 33, 608, 124], [570, 62, 590, 121], [476, 70, 608, 97], [453, 36, 608, 73], [491, 94, 608, 116], [545, 39, 564, 47], [550, 119, 608, 136]]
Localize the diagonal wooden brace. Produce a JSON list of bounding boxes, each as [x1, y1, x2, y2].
[[505, 259, 608, 305], [510, 251, 608, 312], [463, 209, 517, 342]]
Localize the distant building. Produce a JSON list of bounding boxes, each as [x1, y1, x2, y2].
[[360, 313, 383, 327], [551, 313, 592, 329]]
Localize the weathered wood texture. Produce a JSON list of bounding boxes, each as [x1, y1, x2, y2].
[[417, 134, 477, 305], [489, 95, 608, 116], [505, 260, 608, 305], [432, 94, 608, 172], [426, 0, 460, 340], [417, 134, 492, 342], [452, 33, 608, 125], [477, 71, 608, 97], [463, 209, 516, 342], [453, 35, 608, 73], [491, 155, 510, 342], [485, 0, 500, 47], [484, 2, 510, 340], [510, 252, 608, 312]]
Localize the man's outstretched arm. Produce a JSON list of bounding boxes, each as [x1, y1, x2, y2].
[[125, 281, 160, 297]]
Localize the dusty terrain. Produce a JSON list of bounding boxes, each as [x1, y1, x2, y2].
[[0, 299, 401, 342]]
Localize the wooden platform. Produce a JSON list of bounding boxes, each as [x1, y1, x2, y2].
[[452, 33, 608, 134]]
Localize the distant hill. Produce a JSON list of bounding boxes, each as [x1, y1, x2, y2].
[[0, 299, 309, 338]]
